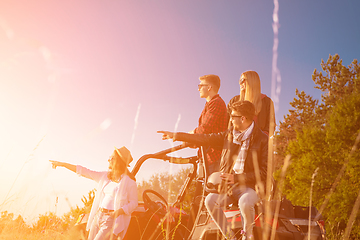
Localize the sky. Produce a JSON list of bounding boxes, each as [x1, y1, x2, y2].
[[0, 0, 359, 223]]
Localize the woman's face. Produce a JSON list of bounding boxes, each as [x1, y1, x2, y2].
[[239, 75, 246, 93], [108, 152, 117, 172]]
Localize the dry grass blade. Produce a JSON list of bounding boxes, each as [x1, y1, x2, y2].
[[1, 136, 45, 208], [251, 150, 267, 237], [307, 167, 319, 240], [263, 127, 275, 240], [270, 154, 291, 240], [342, 188, 360, 240]]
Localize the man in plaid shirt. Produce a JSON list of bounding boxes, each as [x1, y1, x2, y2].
[[191, 74, 228, 175]]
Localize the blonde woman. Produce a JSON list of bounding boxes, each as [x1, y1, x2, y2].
[[228, 70, 275, 137], [50, 146, 138, 240]]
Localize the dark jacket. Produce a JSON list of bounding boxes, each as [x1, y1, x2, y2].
[[175, 123, 268, 190]]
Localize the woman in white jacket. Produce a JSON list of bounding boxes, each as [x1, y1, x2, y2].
[[50, 146, 138, 240]]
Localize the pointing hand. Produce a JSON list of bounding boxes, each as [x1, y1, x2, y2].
[[157, 131, 176, 141]]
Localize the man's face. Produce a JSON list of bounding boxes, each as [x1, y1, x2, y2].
[[230, 110, 244, 131], [198, 80, 210, 98]]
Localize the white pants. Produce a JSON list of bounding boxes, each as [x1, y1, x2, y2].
[[88, 211, 117, 240], [205, 187, 259, 239]]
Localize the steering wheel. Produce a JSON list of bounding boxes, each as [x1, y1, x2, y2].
[[143, 189, 168, 215]]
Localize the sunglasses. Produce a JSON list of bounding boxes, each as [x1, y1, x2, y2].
[[230, 114, 243, 119], [198, 84, 209, 89]]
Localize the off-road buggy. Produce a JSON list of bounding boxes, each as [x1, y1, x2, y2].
[[74, 144, 326, 240]]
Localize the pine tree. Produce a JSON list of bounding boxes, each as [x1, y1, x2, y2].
[[274, 54, 360, 238]]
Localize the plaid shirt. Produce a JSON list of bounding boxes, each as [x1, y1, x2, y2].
[[232, 122, 254, 174], [194, 94, 228, 164]]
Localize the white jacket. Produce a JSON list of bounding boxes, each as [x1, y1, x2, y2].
[[76, 165, 138, 238]]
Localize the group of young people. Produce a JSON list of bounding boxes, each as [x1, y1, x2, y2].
[[50, 70, 275, 240], [159, 70, 275, 240]]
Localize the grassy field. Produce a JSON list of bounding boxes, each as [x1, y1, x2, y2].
[[0, 223, 87, 240], [0, 230, 67, 240]]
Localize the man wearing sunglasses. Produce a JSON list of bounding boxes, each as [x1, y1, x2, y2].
[[158, 100, 268, 240], [192, 74, 228, 175]]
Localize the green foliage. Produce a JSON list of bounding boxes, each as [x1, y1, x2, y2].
[[283, 126, 328, 205], [137, 167, 195, 211], [324, 92, 360, 227], [275, 54, 360, 239], [313, 55, 360, 112], [274, 89, 319, 169]]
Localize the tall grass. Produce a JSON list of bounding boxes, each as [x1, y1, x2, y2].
[[0, 224, 70, 240]]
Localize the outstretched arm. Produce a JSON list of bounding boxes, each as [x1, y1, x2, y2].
[[157, 131, 178, 141], [49, 160, 76, 173], [158, 130, 225, 149]]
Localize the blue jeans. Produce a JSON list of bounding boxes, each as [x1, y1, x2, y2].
[[88, 211, 117, 240], [204, 186, 259, 239]]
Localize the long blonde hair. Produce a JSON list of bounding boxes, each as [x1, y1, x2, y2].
[[239, 70, 262, 115]]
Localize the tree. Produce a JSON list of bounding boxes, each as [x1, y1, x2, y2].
[[274, 89, 319, 169], [274, 54, 360, 238], [275, 54, 360, 169], [137, 167, 195, 211]]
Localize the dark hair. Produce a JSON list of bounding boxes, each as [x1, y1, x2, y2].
[[199, 74, 221, 92], [229, 100, 255, 121]]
